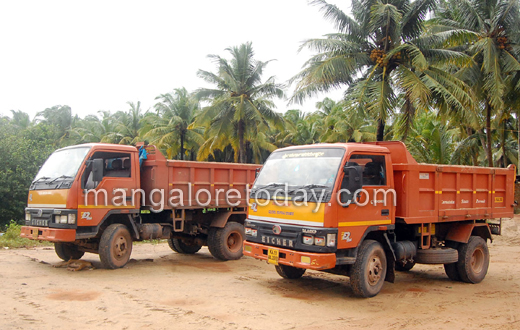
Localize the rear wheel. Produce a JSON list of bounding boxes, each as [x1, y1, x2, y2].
[[99, 224, 133, 269], [457, 236, 489, 283], [208, 222, 244, 261], [444, 263, 461, 281], [54, 242, 84, 261], [167, 238, 202, 254], [167, 238, 180, 252], [350, 240, 387, 298], [275, 264, 306, 279]]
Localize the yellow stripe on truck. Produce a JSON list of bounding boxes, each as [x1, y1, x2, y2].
[[28, 189, 68, 208], [248, 198, 325, 227], [338, 219, 392, 227]]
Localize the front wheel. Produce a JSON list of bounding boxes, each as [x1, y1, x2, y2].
[[275, 264, 306, 279], [54, 242, 84, 261], [99, 224, 133, 269], [350, 240, 387, 298], [208, 222, 244, 261]]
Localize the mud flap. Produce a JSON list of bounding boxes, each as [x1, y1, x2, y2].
[[383, 233, 396, 283], [385, 254, 395, 283]]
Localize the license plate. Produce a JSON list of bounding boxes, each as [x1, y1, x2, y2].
[[32, 229, 38, 239], [267, 248, 279, 265]]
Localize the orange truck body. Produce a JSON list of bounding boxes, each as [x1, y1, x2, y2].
[[243, 141, 515, 297], [21, 143, 260, 267]]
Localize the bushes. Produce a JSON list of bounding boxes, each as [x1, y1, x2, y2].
[[0, 220, 51, 248]]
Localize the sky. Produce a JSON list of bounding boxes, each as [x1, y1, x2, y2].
[[0, 0, 349, 120]]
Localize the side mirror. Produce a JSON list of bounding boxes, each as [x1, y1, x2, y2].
[[92, 158, 104, 182], [340, 165, 363, 204], [255, 168, 261, 179]]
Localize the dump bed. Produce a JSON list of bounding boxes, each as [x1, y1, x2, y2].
[[393, 163, 516, 223], [140, 146, 260, 209]]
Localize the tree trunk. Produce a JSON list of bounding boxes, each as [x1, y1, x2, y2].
[[501, 121, 507, 168], [485, 102, 493, 167], [238, 120, 246, 163], [180, 132, 185, 160], [467, 127, 479, 166], [376, 118, 385, 142]]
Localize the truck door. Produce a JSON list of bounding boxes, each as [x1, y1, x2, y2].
[[337, 153, 393, 249], [77, 150, 140, 227]]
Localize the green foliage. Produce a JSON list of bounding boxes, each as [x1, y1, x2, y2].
[[0, 221, 52, 248], [0, 120, 55, 226]]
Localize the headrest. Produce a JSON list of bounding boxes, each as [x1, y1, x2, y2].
[[112, 159, 122, 170], [364, 162, 380, 175]]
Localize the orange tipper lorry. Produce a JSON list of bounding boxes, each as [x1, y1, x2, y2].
[[21, 142, 261, 268], [243, 141, 515, 297]]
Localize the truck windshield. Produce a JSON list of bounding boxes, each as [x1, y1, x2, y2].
[[34, 147, 91, 183], [253, 148, 345, 193]]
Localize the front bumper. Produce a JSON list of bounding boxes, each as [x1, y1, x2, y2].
[[243, 241, 337, 270], [20, 226, 76, 242]]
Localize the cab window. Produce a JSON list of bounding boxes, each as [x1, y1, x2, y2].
[[349, 154, 386, 186], [82, 151, 131, 189]]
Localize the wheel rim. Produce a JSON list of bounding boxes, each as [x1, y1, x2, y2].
[[227, 231, 241, 253], [470, 246, 485, 274], [114, 235, 128, 259], [367, 255, 383, 286]]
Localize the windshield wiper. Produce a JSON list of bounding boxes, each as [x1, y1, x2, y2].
[[302, 184, 329, 189], [32, 176, 51, 184], [48, 175, 73, 184], [251, 182, 287, 194]]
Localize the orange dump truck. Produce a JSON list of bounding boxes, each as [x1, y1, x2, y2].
[[243, 141, 515, 297], [21, 143, 260, 268]]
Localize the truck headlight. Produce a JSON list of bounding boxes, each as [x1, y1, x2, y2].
[[60, 215, 68, 223], [314, 236, 326, 246], [67, 214, 76, 224], [245, 227, 257, 237], [25, 213, 31, 221], [326, 233, 336, 247], [303, 235, 314, 245]]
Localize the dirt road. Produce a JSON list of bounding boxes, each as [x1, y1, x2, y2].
[[1, 217, 520, 330]]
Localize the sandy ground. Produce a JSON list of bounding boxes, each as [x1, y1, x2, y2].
[[1, 217, 520, 330]]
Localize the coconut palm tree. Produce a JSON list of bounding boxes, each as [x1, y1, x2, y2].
[[70, 110, 116, 143], [194, 42, 284, 163], [144, 88, 204, 160], [291, 0, 474, 141], [406, 111, 459, 164], [431, 0, 520, 166], [105, 101, 147, 145]]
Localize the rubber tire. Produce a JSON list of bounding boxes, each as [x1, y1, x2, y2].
[[444, 263, 461, 281], [207, 222, 244, 261], [457, 236, 489, 284], [99, 224, 133, 269], [415, 248, 458, 264], [350, 240, 387, 298], [167, 238, 180, 253], [167, 238, 202, 254], [54, 242, 85, 261], [275, 264, 306, 279], [395, 261, 415, 272]]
